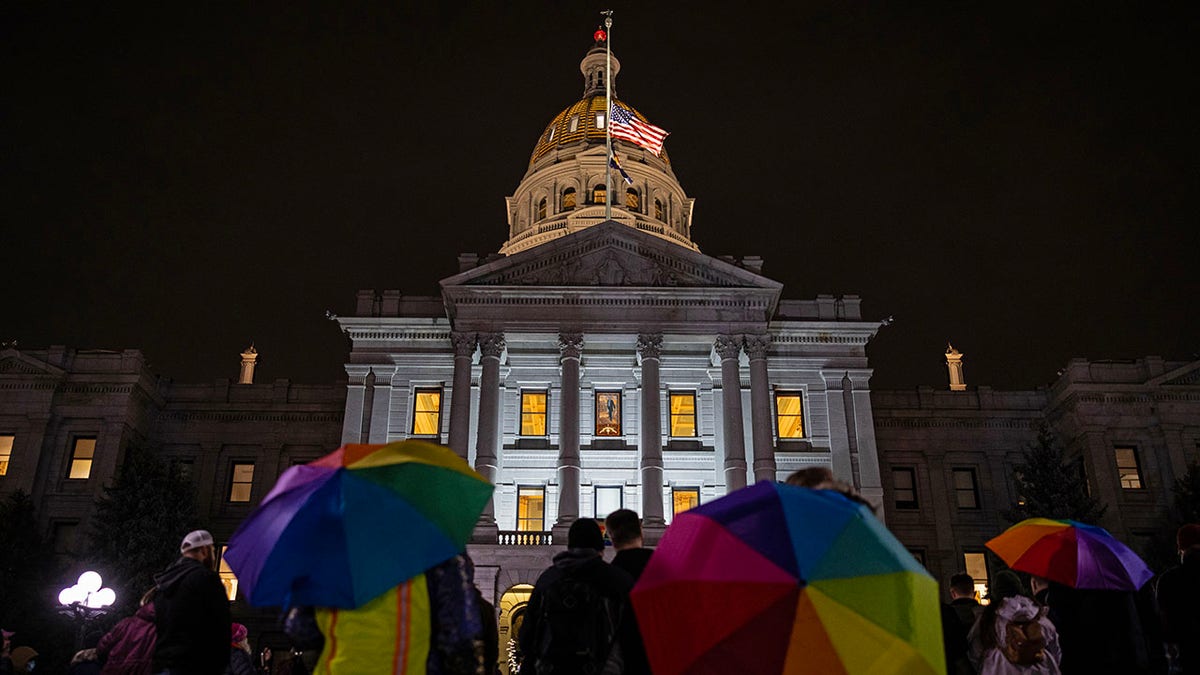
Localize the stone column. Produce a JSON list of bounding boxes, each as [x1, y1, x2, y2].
[[473, 333, 505, 534], [367, 366, 397, 443], [341, 365, 371, 444], [447, 331, 477, 459], [637, 334, 666, 528], [745, 334, 776, 483], [554, 333, 584, 532], [716, 335, 748, 491]]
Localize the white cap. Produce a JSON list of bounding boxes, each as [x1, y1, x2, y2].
[[180, 529, 214, 553]]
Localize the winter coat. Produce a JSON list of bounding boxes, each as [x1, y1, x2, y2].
[[226, 647, 256, 675], [97, 603, 157, 675], [969, 596, 1061, 675], [518, 548, 633, 675], [1156, 553, 1200, 675], [153, 556, 231, 675], [610, 548, 654, 675]]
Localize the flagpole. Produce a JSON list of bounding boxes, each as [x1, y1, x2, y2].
[[603, 10, 613, 221]]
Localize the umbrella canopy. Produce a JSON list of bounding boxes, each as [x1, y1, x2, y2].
[[223, 440, 492, 609], [630, 481, 944, 675], [986, 517, 1153, 591]]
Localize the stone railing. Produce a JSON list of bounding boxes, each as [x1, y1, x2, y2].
[[498, 530, 554, 546]]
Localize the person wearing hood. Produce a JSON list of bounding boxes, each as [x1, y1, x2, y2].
[[225, 624, 255, 675], [968, 570, 1062, 674], [152, 529, 230, 675], [95, 588, 158, 675], [518, 518, 632, 675]]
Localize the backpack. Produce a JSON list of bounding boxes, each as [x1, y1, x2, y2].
[[534, 573, 621, 675], [1002, 616, 1047, 666]]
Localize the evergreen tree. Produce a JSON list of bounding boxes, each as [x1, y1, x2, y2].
[[0, 490, 59, 635], [87, 443, 197, 614], [1004, 424, 1107, 524]]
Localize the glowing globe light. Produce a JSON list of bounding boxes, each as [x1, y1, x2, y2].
[[58, 571, 115, 610]]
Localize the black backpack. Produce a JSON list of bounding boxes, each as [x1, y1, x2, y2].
[[534, 573, 621, 675]]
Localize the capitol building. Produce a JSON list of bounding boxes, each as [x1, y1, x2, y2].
[[2, 33, 1197, 670]]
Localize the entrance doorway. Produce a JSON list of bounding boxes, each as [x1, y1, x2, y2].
[[497, 583, 534, 674]]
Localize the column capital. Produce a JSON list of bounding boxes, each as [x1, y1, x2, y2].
[[478, 333, 506, 358], [636, 333, 664, 360], [558, 333, 584, 360], [451, 331, 478, 357], [744, 334, 771, 360], [714, 334, 743, 361]]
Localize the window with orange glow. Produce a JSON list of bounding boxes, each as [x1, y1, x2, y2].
[[625, 188, 639, 210], [68, 438, 96, 479], [673, 488, 699, 516], [1115, 447, 1143, 489], [218, 545, 239, 601], [411, 389, 442, 436], [521, 392, 548, 436], [774, 393, 805, 438], [562, 188, 576, 209], [592, 184, 606, 205], [669, 392, 697, 437], [964, 552, 990, 605], [517, 487, 545, 532], [229, 463, 254, 503], [595, 392, 621, 437], [0, 435, 13, 476], [537, 198, 547, 220]]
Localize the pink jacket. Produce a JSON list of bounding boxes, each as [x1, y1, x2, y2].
[[97, 603, 157, 675]]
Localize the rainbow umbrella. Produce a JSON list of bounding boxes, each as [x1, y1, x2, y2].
[[630, 481, 944, 675], [223, 440, 492, 609], [986, 518, 1153, 591]]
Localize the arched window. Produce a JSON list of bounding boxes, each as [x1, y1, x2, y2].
[[537, 198, 547, 220], [626, 188, 639, 210], [592, 184, 607, 204], [562, 188, 576, 209], [654, 199, 664, 221]]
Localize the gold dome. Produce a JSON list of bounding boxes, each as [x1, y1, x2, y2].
[[528, 96, 671, 167]]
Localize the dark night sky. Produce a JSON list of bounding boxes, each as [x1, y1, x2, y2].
[[4, 2, 1197, 390]]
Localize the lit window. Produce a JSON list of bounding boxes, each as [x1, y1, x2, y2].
[[594, 486, 622, 520], [654, 199, 664, 221], [673, 488, 699, 516], [625, 188, 639, 210], [1115, 447, 1143, 489], [546, 126, 555, 142], [775, 393, 805, 439], [964, 552, 990, 605], [562, 188, 576, 209], [517, 487, 545, 531], [0, 435, 13, 476], [592, 184, 606, 205], [521, 391, 548, 436], [569, 115, 580, 132], [892, 467, 918, 509], [411, 388, 442, 436], [218, 545, 239, 601], [229, 462, 254, 503], [595, 113, 605, 129], [68, 438, 96, 479], [669, 392, 697, 437], [595, 391, 621, 437], [537, 198, 547, 220], [953, 468, 980, 509]]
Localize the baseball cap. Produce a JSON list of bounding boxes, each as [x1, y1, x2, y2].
[[180, 529, 214, 553]]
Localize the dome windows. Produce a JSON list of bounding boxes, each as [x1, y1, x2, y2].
[[626, 188, 640, 210], [654, 198, 664, 221], [537, 198, 547, 220], [569, 115, 580, 132], [592, 184, 606, 204], [562, 188, 576, 209], [545, 126, 556, 142], [595, 112, 606, 129]]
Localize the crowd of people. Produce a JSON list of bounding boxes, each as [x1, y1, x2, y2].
[[2, 481, 1197, 674], [941, 523, 1200, 675]]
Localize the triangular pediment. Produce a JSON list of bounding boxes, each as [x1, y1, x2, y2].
[[0, 349, 66, 378], [1149, 360, 1200, 387], [443, 221, 780, 290]]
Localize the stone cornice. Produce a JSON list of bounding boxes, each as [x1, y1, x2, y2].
[[158, 411, 345, 424], [873, 417, 1038, 429]]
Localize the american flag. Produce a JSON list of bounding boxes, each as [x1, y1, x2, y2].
[[609, 104, 669, 156]]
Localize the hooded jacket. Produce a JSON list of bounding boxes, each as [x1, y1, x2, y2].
[[153, 556, 230, 675], [97, 603, 157, 675]]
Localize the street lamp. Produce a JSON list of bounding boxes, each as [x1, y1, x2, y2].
[[58, 571, 116, 649]]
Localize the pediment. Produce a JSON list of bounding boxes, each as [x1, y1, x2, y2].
[[1149, 360, 1200, 387], [444, 221, 779, 290], [0, 349, 66, 378]]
